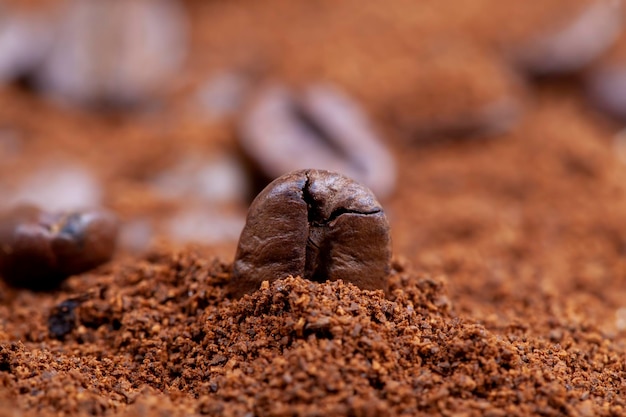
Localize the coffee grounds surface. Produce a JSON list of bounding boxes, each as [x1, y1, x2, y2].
[[1, 252, 623, 417], [2, 0, 626, 416]]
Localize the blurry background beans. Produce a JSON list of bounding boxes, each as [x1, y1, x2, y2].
[[2, 0, 626, 262]]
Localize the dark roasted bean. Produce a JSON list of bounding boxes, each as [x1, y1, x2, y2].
[[230, 169, 391, 298], [0, 206, 118, 290], [238, 83, 396, 199]]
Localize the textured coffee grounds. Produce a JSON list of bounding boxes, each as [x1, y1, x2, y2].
[[0, 250, 623, 416]]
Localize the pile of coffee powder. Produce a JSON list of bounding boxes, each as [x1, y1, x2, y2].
[[0, 249, 623, 416]]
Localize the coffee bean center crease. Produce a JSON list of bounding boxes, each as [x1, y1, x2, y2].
[[302, 173, 382, 226], [230, 169, 391, 298]]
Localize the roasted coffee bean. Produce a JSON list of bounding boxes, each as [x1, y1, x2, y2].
[[0, 206, 118, 290], [513, 1, 622, 76], [35, 0, 187, 108], [238, 83, 396, 199], [230, 169, 391, 298]]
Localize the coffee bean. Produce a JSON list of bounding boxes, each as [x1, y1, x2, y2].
[[238, 83, 396, 199], [0, 206, 118, 290], [230, 169, 391, 298], [35, 0, 187, 108], [513, 1, 622, 76]]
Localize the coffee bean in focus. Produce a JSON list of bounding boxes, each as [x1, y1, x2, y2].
[[230, 169, 391, 298]]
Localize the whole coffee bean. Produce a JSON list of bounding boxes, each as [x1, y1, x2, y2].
[[513, 0, 622, 76], [35, 0, 187, 108], [238, 83, 396, 199], [230, 169, 391, 298], [0, 206, 118, 290]]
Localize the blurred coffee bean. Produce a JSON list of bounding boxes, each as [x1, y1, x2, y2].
[[586, 66, 626, 121], [513, 0, 623, 76], [230, 169, 391, 298], [238, 83, 396, 199], [0, 6, 51, 84], [0, 206, 118, 290], [35, 0, 187, 108]]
